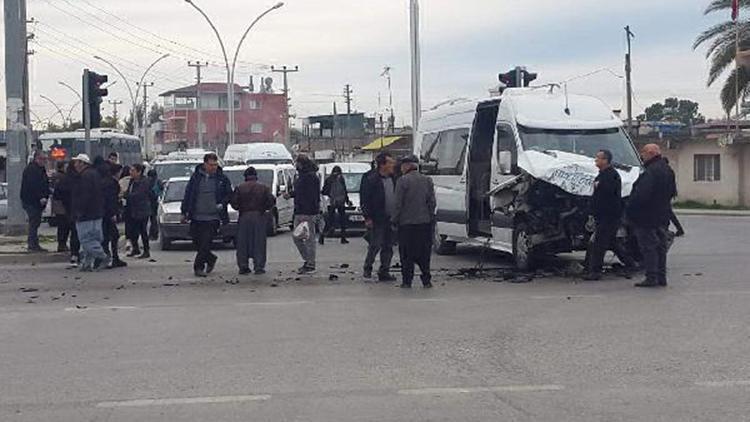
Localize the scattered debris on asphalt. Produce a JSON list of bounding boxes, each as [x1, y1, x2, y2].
[[328, 274, 339, 281]]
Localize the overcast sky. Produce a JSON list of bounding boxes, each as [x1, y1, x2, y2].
[[0, 0, 728, 129]]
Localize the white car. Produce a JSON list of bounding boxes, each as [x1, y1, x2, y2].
[[223, 163, 296, 235], [151, 160, 204, 183], [318, 162, 371, 230]]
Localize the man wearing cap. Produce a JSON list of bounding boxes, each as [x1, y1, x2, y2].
[[230, 167, 276, 275], [20, 150, 50, 252], [70, 154, 109, 271], [392, 155, 436, 288]]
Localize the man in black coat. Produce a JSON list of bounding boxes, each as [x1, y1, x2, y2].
[[584, 150, 627, 280], [627, 144, 677, 288], [285, 155, 321, 274], [101, 163, 126, 268], [360, 152, 397, 282], [321, 166, 352, 244], [20, 150, 50, 252], [181, 153, 232, 277]]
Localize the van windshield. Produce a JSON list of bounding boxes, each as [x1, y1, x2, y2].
[[224, 169, 275, 188], [518, 126, 641, 167]]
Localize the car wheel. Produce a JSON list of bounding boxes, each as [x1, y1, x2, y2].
[[433, 227, 457, 255], [513, 222, 537, 271], [267, 214, 279, 237], [160, 232, 172, 251]]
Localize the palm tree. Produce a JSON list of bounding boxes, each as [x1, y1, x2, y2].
[[694, 0, 750, 113]]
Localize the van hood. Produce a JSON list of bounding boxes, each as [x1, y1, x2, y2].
[[518, 150, 640, 197]]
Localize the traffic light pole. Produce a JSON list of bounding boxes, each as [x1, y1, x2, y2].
[[3, 0, 30, 235], [83, 69, 92, 157]]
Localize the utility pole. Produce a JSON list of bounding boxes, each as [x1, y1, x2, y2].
[[137, 81, 154, 158], [188, 61, 208, 148], [4, 0, 31, 234], [109, 100, 123, 126], [271, 65, 299, 146], [343, 84, 353, 140], [625, 25, 634, 136], [381, 66, 395, 132], [410, 0, 422, 134]]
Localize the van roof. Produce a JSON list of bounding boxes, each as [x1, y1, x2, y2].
[[223, 163, 295, 171], [503, 88, 622, 130]]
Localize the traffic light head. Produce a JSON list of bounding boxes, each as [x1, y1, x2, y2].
[[522, 71, 538, 87], [84, 70, 109, 128], [499, 71, 517, 88]]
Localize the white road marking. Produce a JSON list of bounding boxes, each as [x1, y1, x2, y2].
[[398, 385, 564, 395], [695, 380, 750, 388], [96, 394, 271, 408], [531, 295, 605, 300], [234, 301, 313, 306], [409, 298, 448, 303]]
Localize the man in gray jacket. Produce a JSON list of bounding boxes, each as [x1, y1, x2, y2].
[[392, 155, 437, 288]]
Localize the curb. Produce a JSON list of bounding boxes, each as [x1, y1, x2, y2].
[[673, 209, 750, 217], [0, 252, 69, 265]]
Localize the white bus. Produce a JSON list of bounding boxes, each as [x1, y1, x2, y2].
[[38, 129, 142, 165]]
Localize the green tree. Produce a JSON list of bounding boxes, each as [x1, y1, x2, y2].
[[694, 0, 750, 113], [148, 102, 163, 125], [638, 98, 706, 125], [101, 115, 119, 129]]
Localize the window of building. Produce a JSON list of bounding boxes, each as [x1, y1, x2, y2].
[[694, 154, 721, 182], [250, 123, 264, 134], [248, 100, 260, 110], [218, 95, 241, 110]]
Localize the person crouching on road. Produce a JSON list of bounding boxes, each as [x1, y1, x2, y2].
[[70, 154, 109, 271], [360, 152, 397, 282], [124, 164, 154, 259], [627, 144, 677, 288], [230, 166, 276, 276], [393, 155, 436, 289], [181, 153, 232, 278], [286, 155, 321, 275], [101, 162, 127, 268], [20, 150, 50, 252], [321, 165, 352, 245]]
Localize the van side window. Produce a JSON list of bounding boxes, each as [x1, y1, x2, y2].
[[421, 129, 468, 176]]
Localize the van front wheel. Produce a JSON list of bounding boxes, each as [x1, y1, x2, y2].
[[513, 223, 538, 271], [433, 229, 457, 255]]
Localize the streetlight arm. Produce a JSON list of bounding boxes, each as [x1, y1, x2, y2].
[[58, 81, 83, 102], [66, 100, 82, 123], [184, 1, 230, 73], [39, 95, 67, 124], [93, 55, 136, 108], [231, 2, 284, 81], [134, 53, 170, 107]]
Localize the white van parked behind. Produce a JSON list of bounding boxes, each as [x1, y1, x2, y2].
[[416, 87, 642, 270]]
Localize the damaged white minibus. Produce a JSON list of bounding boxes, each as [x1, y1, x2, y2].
[[415, 87, 642, 270]]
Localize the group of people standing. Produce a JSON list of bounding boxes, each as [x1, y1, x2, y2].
[[585, 143, 681, 288], [20, 151, 162, 271], [180, 152, 437, 288]]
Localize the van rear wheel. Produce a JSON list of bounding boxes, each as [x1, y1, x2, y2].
[[513, 223, 538, 271], [433, 229, 457, 255], [267, 214, 279, 237]]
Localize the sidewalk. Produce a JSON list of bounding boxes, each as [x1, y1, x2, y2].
[[673, 208, 750, 217], [0, 232, 69, 265]]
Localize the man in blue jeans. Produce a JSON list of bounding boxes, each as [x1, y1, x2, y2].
[[70, 154, 109, 271], [20, 150, 50, 252]]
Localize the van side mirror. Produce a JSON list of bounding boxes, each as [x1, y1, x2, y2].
[[498, 151, 513, 175], [278, 185, 287, 196]]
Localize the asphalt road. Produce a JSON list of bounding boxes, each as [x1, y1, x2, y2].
[[1, 215, 749, 421]]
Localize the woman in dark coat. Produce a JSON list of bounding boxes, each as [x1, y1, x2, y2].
[[124, 164, 154, 259]]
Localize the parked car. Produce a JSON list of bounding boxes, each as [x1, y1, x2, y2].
[[223, 143, 293, 166], [151, 160, 204, 183], [318, 162, 371, 232], [157, 177, 238, 250], [223, 163, 297, 236]]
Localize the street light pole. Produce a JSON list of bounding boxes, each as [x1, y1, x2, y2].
[[58, 81, 83, 101], [39, 94, 66, 126], [185, 0, 284, 146]]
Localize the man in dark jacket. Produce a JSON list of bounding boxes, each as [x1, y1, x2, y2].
[[147, 169, 161, 240], [101, 163, 126, 268], [20, 150, 50, 252], [230, 166, 276, 275], [321, 166, 352, 244], [286, 155, 321, 274], [54, 163, 80, 264], [125, 164, 154, 259], [181, 153, 232, 277], [627, 144, 677, 288], [360, 152, 397, 282], [584, 150, 630, 280], [71, 154, 108, 271], [50, 161, 71, 252], [393, 155, 436, 288]]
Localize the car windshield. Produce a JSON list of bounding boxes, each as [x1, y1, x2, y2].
[[342, 173, 365, 193], [224, 169, 275, 188], [154, 163, 201, 181], [163, 180, 188, 203], [518, 126, 641, 167]]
